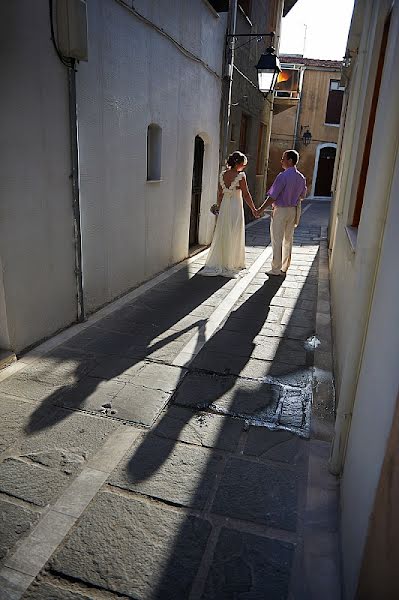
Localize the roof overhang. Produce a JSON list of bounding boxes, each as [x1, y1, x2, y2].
[[283, 0, 299, 17]]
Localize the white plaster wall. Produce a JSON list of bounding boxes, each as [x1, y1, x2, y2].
[[0, 257, 10, 350], [329, 0, 391, 383], [340, 147, 399, 599], [0, 1, 77, 352], [78, 0, 226, 312], [329, 0, 399, 596]]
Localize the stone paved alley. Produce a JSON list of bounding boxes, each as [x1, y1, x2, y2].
[[0, 203, 340, 600]]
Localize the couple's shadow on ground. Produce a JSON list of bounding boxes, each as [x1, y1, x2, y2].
[[127, 274, 286, 483], [24, 274, 230, 434]]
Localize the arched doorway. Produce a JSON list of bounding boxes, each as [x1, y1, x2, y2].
[[313, 144, 337, 198], [189, 136, 204, 248]]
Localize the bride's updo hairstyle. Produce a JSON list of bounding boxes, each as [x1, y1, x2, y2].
[[226, 151, 247, 168]]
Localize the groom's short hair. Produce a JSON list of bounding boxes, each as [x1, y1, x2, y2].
[[285, 150, 299, 165]]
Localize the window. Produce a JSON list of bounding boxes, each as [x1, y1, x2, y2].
[[352, 13, 391, 227], [256, 122, 266, 175], [239, 113, 250, 154], [275, 67, 301, 98], [147, 124, 162, 181], [325, 80, 345, 125]]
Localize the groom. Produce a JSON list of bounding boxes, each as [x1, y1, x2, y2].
[[257, 149, 307, 276]]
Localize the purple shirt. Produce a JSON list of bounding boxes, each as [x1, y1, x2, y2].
[[267, 167, 307, 207]]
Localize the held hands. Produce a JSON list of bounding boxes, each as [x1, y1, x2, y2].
[[253, 206, 266, 218]]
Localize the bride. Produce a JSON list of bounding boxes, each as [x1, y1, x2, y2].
[[200, 151, 258, 278]]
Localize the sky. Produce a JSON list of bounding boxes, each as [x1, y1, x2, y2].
[[279, 0, 355, 60]]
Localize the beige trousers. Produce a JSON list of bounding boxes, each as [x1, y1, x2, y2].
[[270, 205, 297, 272]]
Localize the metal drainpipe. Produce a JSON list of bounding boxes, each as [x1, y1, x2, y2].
[[293, 67, 304, 148], [221, 0, 238, 165], [68, 61, 85, 322]]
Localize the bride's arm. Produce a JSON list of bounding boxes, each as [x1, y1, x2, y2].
[[239, 175, 258, 216], [217, 184, 223, 209]]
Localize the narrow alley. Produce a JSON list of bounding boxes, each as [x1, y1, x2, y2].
[[0, 203, 339, 600]]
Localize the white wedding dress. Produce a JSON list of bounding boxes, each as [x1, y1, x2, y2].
[[200, 171, 246, 278]]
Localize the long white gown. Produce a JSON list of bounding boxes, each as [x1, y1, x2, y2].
[[200, 170, 246, 278]]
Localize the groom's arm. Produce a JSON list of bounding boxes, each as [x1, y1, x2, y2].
[[257, 195, 275, 214]]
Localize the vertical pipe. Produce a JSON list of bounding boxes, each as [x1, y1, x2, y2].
[[68, 63, 85, 322], [293, 67, 304, 148], [221, 0, 238, 164]]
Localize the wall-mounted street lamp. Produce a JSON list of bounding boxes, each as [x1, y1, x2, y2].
[[221, 0, 281, 161], [226, 32, 281, 96], [256, 46, 281, 95], [301, 126, 312, 146]]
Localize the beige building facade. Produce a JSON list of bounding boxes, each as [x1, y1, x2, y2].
[[268, 57, 343, 199], [328, 0, 399, 597]]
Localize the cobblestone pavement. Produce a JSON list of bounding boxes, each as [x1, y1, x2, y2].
[[0, 202, 340, 600]]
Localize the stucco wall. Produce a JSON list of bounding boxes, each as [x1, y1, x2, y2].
[[268, 67, 341, 194], [0, 1, 77, 352], [0, 0, 226, 349], [328, 0, 399, 596], [78, 0, 225, 312], [341, 147, 399, 598]]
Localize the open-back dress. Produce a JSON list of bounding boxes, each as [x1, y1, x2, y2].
[[200, 170, 246, 278]]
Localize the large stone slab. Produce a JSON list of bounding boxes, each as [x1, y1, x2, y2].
[[212, 457, 299, 531], [99, 382, 171, 426], [10, 348, 98, 387], [55, 377, 125, 413], [0, 395, 40, 453], [23, 582, 93, 600], [202, 528, 294, 599], [50, 491, 211, 599], [88, 358, 186, 392], [0, 499, 40, 560], [244, 427, 307, 465], [68, 328, 145, 359], [251, 337, 307, 365], [189, 347, 264, 377], [144, 338, 189, 363], [154, 406, 243, 451], [109, 436, 222, 509], [281, 308, 315, 328], [0, 377, 61, 403], [121, 361, 186, 392], [58, 375, 170, 426], [173, 372, 280, 422], [0, 459, 70, 507], [19, 410, 118, 473]]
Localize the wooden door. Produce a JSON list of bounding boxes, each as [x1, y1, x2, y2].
[[314, 146, 336, 197], [189, 136, 204, 247]]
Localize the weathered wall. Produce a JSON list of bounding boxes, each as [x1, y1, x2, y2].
[[356, 392, 399, 599], [268, 67, 340, 194], [0, 1, 77, 352], [0, 0, 226, 349], [77, 0, 226, 312], [267, 104, 297, 187], [328, 0, 399, 597], [228, 0, 282, 209]]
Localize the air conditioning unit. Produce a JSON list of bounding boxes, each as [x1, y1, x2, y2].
[[56, 0, 88, 61]]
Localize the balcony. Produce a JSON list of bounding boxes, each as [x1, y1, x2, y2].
[[273, 64, 303, 115]]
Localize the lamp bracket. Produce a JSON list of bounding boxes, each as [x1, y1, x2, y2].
[[226, 32, 275, 38]]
